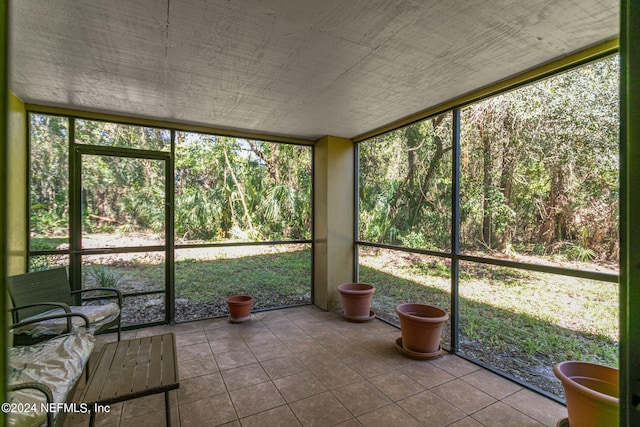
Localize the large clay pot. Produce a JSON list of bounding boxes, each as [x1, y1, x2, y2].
[[338, 283, 375, 322], [553, 361, 619, 427], [395, 303, 448, 357], [226, 295, 253, 323]]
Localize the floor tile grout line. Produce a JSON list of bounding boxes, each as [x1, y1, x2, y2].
[[316, 317, 479, 425], [96, 309, 565, 426]]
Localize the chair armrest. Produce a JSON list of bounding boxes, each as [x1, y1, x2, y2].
[[8, 382, 54, 427], [72, 287, 123, 308], [10, 302, 72, 323], [10, 312, 91, 334], [9, 381, 54, 401], [10, 302, 72, 313]]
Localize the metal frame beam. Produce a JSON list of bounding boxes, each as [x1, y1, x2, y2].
[[620, 0, 640, 423], [1, 0, 8, 415], [354, 42, 622, 404]]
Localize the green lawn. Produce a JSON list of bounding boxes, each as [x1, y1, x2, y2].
[[78, 245, 312, 323], [174, 248, 312, 307], [31, 237, 618, 398], [358, 246, 618, 398]]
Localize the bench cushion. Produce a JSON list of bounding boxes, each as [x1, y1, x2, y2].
[[11, 303, 120, 338], [7, 332, 95, 427]]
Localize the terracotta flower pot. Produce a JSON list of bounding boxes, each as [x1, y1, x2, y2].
[[226, 295, 253, 323], [395, 303, 448, 357], [338, 283, 375, 322], [553, 361, 619, 427]]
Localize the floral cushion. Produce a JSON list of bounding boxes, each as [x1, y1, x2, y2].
[[7, 332, 95, 427]]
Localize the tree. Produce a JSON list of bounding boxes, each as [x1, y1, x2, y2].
[[359, 113, 452, 250], [459, 56, 619, 260], [29, 119, 313, 244], [29, 115, 69, 238], [360, 55, 619, 264]]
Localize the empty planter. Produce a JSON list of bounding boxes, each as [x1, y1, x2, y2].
[[226, 295, 253, 323], [338, 283, 375, 322], [553, 361, 619, 427], [395, 303, 448, 359]]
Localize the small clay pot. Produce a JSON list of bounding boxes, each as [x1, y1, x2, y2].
[[226, 295, 253, 323], [338, 283, 375, 322], [396, 303, 448, 355], [554, 361, 619, 427]]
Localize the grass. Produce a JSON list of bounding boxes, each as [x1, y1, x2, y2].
[[358, 246, 619, 398], [30, 236, 68, 251], [86, 265, 122, 288], [457, 263, 618, 360], [32, 237, 618, 398], [74, 245, 312, 321], [174, 249, 311, 306]]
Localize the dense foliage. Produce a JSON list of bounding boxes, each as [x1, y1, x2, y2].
[[29, 115, 70, 243], [29, 120, 312, 246], [359, 113, 453, 250], [359, 56, 619, 265], [174, 133, 311, 241]]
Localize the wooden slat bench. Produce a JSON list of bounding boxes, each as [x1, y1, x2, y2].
[[81, 333, 179, 426]]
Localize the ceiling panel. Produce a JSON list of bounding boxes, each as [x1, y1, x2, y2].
[[9, 0, 619, 140]]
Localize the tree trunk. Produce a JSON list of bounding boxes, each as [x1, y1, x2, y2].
[[539, 165, 569, 246], [481, 122, 493, 249], [405, 126, 421, 190], [412, 135, 451, 226], [382, 114, 448, 242], [224, 147, 255, 236], [497, 118, 516, 252]]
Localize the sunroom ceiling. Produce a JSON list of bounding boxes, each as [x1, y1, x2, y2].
[[9, 0, 618, 141]]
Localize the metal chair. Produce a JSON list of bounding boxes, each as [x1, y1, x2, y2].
[[8, 267, 122, 346]]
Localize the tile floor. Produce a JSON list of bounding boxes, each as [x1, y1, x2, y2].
[[66, 305, 568, 427]]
